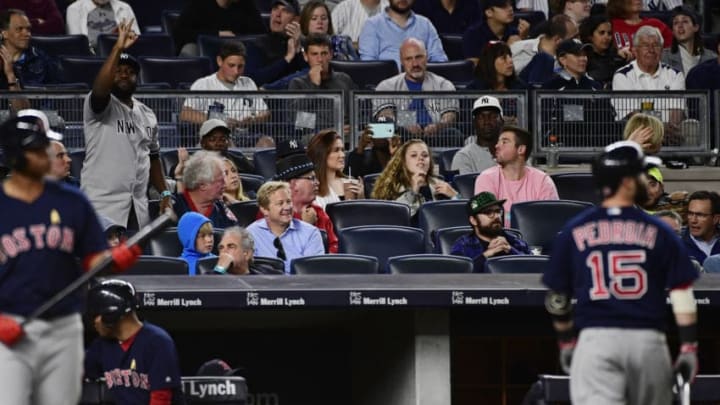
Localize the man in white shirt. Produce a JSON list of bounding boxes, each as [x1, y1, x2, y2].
[[332, 0, 389, 43], [66, 0, 140, 50], [451, 96, 503, 175], [180, 41, 270, 145]]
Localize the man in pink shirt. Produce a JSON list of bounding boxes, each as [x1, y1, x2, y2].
[[474, 126, 558, 226]]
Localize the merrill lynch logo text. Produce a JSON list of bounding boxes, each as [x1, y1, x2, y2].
[[451, 291, 510, 305], [348, 291, 408, 306], [246, 292, 306, 307], [142, 293, 202, 307]]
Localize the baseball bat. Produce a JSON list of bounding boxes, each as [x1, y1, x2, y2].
[[675, 372, 690, 405], [0, 212, 175, 345]]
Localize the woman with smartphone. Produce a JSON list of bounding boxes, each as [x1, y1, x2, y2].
[[371, 139, 458, 217], [307, 129, 365, 208]]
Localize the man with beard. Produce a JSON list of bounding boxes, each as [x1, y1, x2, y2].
[[543, 141, 699, 404], [359, 0, 447, 68], [451, 191, 530, 273], [451, 96, 504, 175], [81, 20, 171, 230]]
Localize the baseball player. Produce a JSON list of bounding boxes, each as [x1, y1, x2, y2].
[[84, 279, 184, 405], [0, 116, 141, 405], [81, 19, 171, 230], [543, 141, 700, 404]]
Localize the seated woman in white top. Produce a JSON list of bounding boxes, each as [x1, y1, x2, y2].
[[307, 129, 364, 208]]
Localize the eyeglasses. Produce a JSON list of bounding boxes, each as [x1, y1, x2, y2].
[[479, 208, 503, 218], [273, 237, 286, 261], [687, 211, 713, 219], [297, 175, 317, 182]]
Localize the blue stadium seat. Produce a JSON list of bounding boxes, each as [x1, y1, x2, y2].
[[97, 34, 175, 57], [253, 256, 286, 273], [139, 57, 213, 88], [69, 149, 85, 181], [60, 57, 104, 87], [438, 148, 460, 181], [417, 199, 469, 252], [125, 255, 189, 275], [32, 35, 91, 57], [510, 200, 593, 255], [440, 34, 463, 61], [363, 173, 381, 198], [453, 172, 479, 199], [239, 173, 265, 195], [227, 200, 259, 227], [435, 225, 472, 254], [326, 200, 412, 231], [290, 254, 379, 275], [134, 0, 186, 32], [150, 228, 183, 257], [159, 148, 201, 177], [252, 148, 276, 180], [161, 9, 182, 36], [484, 255, 549, 274], [550, 172, 601, 205], [388, 254, 473, 274], [426, 60, 475, 87], [329, 60, 398, 90], [197, 256, 284, 275], [337, 225, 424, 272]]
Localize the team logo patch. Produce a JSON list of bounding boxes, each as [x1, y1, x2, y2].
[[50, 209, 61, 225]]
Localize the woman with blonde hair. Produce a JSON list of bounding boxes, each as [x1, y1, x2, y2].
[[307, 129, 363, 208], [371, 139, 458, 217], [623, 112, 664, 154], [222, 157, 251, 203]]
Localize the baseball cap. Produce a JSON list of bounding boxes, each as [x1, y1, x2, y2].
[[118, 53, 141, 74], [98, 214, 126, 236], [556, 39, 592, 57], [275, 138, 306, 159], [274, 153, 314, 181], [199, 118, 230, 139], [472, 96, 503, 117], [646, 167, 663, 184], [483, 0, 512, 12], [196, 359, 245, 377], [672, 5, 700, 26], [17, 109, 63, 141], [272, 0, 300, 15], [0, 115, 50, 151], [467, 192, 506, 216]]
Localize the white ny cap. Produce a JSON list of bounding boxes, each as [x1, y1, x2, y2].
[[17, 109, 63, 141], [472, 96, 503, 117]]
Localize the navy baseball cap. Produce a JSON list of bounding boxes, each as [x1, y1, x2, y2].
[[483, 0, 512, 12], [272, 0, 300, 15], [556, 39, 592, 57], [118, 53, 140, 74]]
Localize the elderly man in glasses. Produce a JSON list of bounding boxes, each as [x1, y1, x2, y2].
[[450, 191, 531, 273]]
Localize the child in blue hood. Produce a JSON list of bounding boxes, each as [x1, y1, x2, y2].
[[177, 212, 215, 275]]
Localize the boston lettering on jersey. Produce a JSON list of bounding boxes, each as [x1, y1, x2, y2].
[[104, 368, 150, 390], [0, 224, 75, 264], [571, 219, 658, 252]]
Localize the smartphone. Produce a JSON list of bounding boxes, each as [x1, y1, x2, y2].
[[368, 122, 395, 139]]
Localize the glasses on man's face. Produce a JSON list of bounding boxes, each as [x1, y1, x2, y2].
[[479, 208, 503, 218], [273, 237, 287, 261], [687, 211, 713, 220]]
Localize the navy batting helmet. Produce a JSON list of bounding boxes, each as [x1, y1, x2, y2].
[[86, 279, 138, 326], [592, 141, 661, 197], [0, 115, 50, 170]]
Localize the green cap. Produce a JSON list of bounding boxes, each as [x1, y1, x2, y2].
[[467, 192, 506, 216]]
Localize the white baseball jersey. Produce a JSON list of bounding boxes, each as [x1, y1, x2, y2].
[[183, 73, 268, 121], [81, 93, 159, 227]]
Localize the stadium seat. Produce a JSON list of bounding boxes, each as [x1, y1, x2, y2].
[[387, 254, 473, 274], [337, 225, 424, 272], [161, 9, 181, 36], [290, 254, 379, 275], [326, 200, 412, 231], [252, 148, 276, 180], [60, 57, 104, 87], [69, 149, 85, 181], [329, 60, 398, 90], [196, 256, 283, 275], [417, 199, 469, 252], [227, 200, 259, 227], [453, 172, 479, 199], [253, 256, 286, 273], [440, 34, 463, 61], [160, 148, 199, 177], [362, 172, 381, 198], [510, 200, 593, 255], [426, 60, 475, 87], [550, 172, 601, 204], [435, 225, 472, 254], [134, 0, 186, 33], [149, 228, 183, 257], [32, 35, 91, 57], [239, 173, 265, 195], [484, 255, 549, 274], [438, 148, 460, 181], [97, 34, 175, 57], [125, 255, 189, 275], [139, 57, 213, 88]]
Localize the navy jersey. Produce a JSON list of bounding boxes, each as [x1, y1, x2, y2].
[[85, 322, 184, 404], [543, 206, 699, 331], [0, 180, 107, 318]]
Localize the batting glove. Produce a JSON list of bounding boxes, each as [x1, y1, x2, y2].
[[558, 339, 576, 375], [674, 343, 699, 384], [0, 314, 24, 347], [110, 243, 142, 272]]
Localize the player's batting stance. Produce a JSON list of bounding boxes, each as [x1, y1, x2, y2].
[[0, 116, 142, 404], [543, 141, 699, 404]]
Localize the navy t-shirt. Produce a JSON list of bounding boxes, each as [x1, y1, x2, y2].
[[85, 322, 184, 404], [462, 21, 519, 59], [0, 180, 107, 318], [543, 206, 699, 331]]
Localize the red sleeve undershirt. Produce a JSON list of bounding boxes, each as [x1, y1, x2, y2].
[[149, 389, 172, 405]]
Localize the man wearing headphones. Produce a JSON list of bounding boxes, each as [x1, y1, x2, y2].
[[84, 279, 184, 405]]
